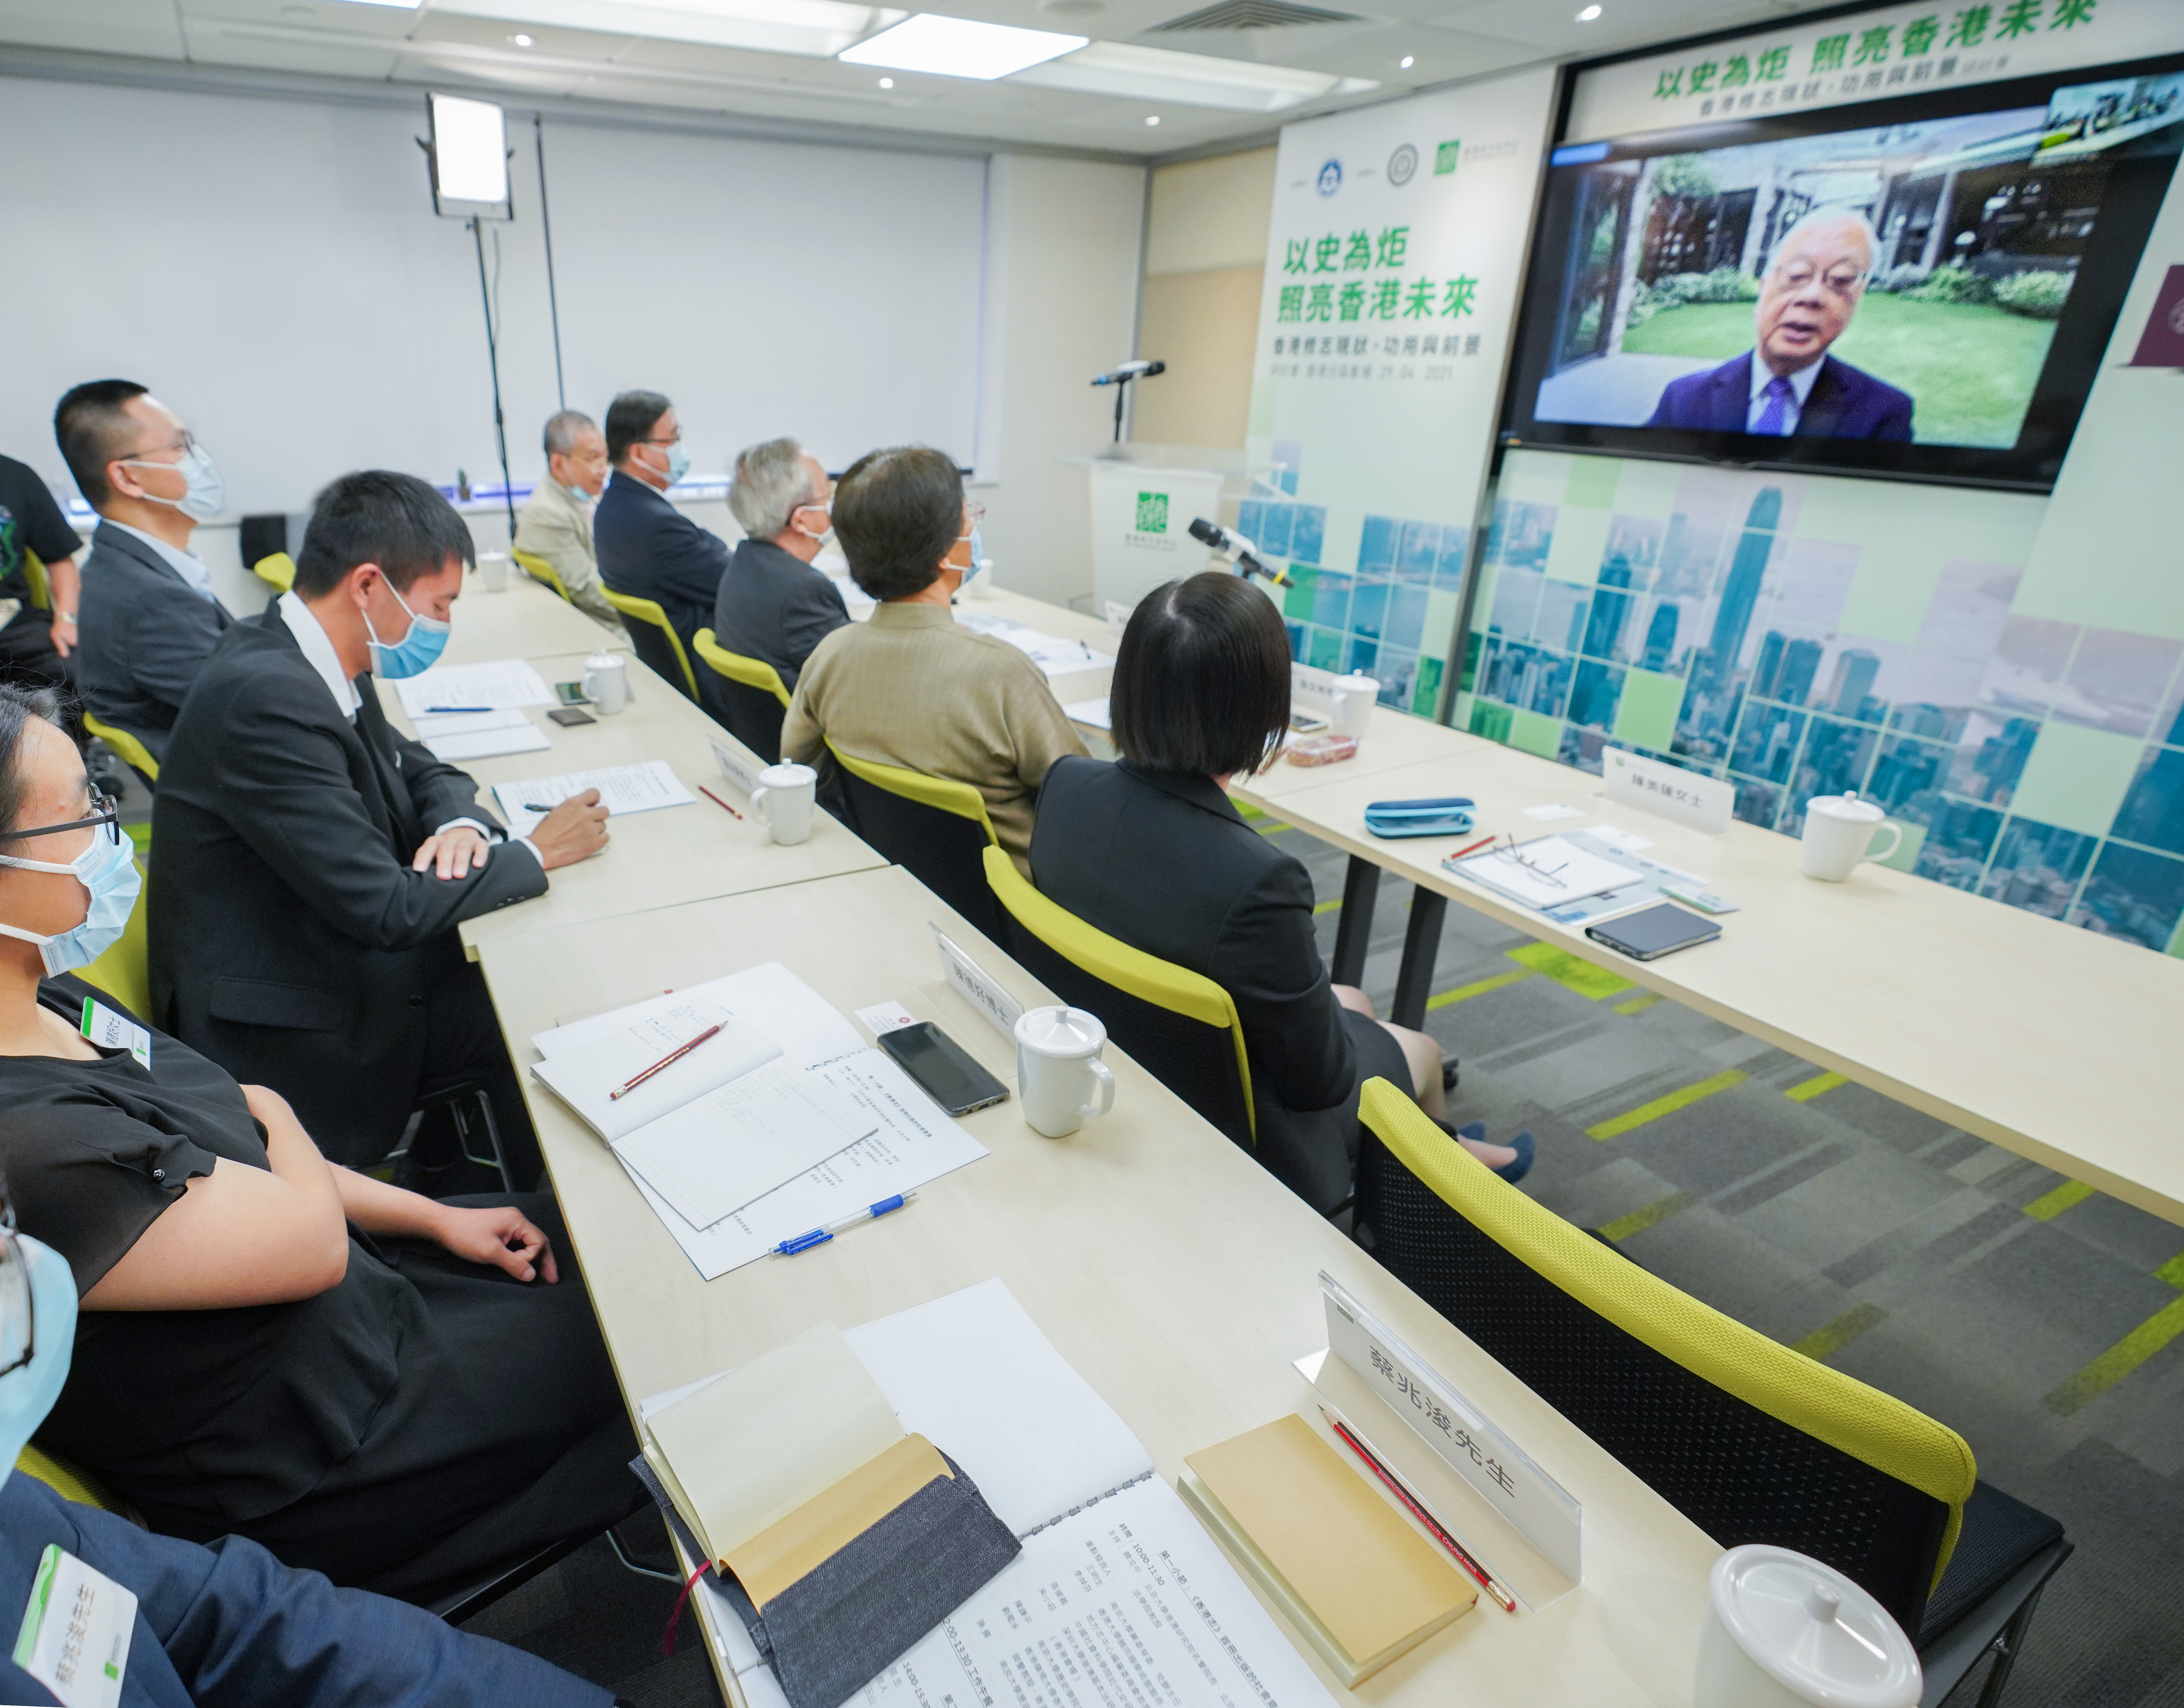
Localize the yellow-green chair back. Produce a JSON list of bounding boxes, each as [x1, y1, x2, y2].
[[78, 861, 152, 1021], [22, 550, 51, 613], [695, 628, 792, 763], [1354, 1079, 1977, 1626], [600, 587, 699, 700], [252, 551, 296, 593], [83, 713, 158, 785], [14, 1445, 138, 1522], [512, 548, 571, 602], [983, 845, 1256, 1147]]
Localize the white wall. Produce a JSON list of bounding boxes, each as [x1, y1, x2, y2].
[[975, 153, 1148, 611]]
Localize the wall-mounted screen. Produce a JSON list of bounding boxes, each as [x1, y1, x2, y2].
[[1501, 57, 2184, 490]]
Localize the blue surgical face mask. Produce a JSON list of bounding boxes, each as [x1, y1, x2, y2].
[[663, 442, 692, 486], [950, 526, 986, 600], [365, 576, 452, 680], [121, 442, 224, 522], [0, 823, 141, 977], [0, 1233, 78, 1476]]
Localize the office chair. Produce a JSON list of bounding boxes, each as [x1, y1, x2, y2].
[[15, 1445, 142, 1524], [77, 863, 152, 1020], [1354, 1081, 2071, 1708], [693, 628, 791, 763], [825, 744, 1009, 940], [512, 548, 572, 603], [22, 549, 51, 613], [982, 846, 1257, 1151], [82, 713, 159, 791], [252, 551, 297, 593], [599, 588, 699, 701]]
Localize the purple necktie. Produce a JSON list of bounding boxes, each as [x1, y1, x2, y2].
[[1753, 375, 1794, 435]]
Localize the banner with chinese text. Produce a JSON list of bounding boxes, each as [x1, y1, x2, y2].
[[1244, 66, 1557, 717]]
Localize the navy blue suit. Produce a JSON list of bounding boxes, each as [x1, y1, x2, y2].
[[1646, 351, 1913, 441], [593, 470, 730, 650], [0, 1472, 609, 1707]]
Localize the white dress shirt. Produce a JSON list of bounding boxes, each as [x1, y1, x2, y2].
[[276, 590, 540, 868], [107, 520, 220, 603], [1746, 354, 1824, 435]]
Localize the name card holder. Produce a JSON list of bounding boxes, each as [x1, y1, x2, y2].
[[931, 924, 1023, 1041], [709, 739, 763, 799], [1602, 749, 1733, 836]]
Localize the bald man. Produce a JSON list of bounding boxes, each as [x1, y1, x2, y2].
[[1647, 210, 1913, 441]]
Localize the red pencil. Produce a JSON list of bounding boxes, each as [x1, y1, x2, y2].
[[1322, 1409, 1517, 1612], [1446, 833, 1495, 863], [699, 784, 744, 820], [608, 1024, 722, 1101]]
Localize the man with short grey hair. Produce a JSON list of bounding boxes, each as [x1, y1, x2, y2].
[[711, 437, 847, 702], [512, 408, 617, 624]]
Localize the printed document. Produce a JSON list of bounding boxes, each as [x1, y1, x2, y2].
[[954, 612, 1116, 679], [493, 759, 696, 835], [392, 658, 554, 716], [411, 707, 551, 761]]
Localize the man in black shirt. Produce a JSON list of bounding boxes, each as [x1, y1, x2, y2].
[[0, 454, 83, 702]]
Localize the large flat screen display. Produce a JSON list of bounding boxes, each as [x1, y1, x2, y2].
[[1501, 57, 2184, 489]]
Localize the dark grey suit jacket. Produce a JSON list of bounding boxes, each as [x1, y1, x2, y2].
[[75, 521, 234, 757], [148, 603, 546, 1162], [712, 537, 850, 690]]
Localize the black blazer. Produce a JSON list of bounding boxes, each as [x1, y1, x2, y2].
[[147, 603, 546, 1162], [593, 470, 730, 646], [75, 521, 234, 757], [712, 537, 850, 691], [1030, 756, 1360, 1209], [1646, 351, 1914, 441]]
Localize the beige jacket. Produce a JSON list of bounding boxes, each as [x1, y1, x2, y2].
[[513, 477, 619, 626], [782, 601, 1088, 872]]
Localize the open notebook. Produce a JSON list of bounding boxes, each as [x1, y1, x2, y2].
[[646, 1280, 1337, 1708], [531, 996, 873, 1231]]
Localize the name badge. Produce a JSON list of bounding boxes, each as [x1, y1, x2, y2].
[[80, 999, 150, 1072], [13, 1545, 135, 1708]]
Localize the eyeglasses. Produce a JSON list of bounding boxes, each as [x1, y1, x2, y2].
[[0, 791, 123, 847], [1769, 263, 1867, 298], [0, 1220, 34, 1382], [117, 430, 199, 468], [1480, 833, 1570, 889], [962, 501, 987, 528], [641, 432, 683, 446]]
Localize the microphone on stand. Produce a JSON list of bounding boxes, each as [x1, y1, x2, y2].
[[1090, 360, 1167, 386], [1189, 517, 1289, 587]]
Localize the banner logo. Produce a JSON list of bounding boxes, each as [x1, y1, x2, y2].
[[1387, 142, 1419, 185], [1434, 138, 1461, 174], [1317, 157, 1343, 195]]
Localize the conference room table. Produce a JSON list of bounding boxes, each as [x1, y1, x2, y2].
[[474, 863, 1726, 1708], [973, 585, 2184, 1228]]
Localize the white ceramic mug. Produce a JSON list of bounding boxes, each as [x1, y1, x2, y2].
[[749, 762, 817, 846], [1800, 794, 1902, 881], [1329, 675, 1380, 740], [1697, 1545, 1919, 1708], [582, 653, 628, 715], [476, 551, 510, 593], [1014, 1006, 1116, 1138]]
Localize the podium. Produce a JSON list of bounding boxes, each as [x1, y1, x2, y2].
[[1075, 448, 1253, 616]]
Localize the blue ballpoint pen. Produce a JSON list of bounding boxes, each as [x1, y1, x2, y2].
[[771, 1193, 916, 1256], [425, 705, 492, 714]]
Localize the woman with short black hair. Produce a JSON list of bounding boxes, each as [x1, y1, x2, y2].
[[1032, 573, 1531, 1210]]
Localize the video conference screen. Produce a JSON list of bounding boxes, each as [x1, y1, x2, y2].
[[1501, 56, 2184, 490]]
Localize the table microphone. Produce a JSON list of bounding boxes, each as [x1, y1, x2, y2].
[[1090, 360, 1166, 385], [1188, 517, 1289, 587]]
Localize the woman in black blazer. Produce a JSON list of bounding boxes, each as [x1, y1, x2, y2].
[[1030, 573, 1531, 1212]]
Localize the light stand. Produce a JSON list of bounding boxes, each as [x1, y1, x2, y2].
[[468, 217, 518, 546]]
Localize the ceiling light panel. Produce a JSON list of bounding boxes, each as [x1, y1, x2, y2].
[[1010, 40, 1375, 112], [430, 0, 903, 59], [838, 14, 1088, 81]]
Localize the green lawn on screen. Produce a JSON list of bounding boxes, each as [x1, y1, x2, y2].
[[1620, 295, 2057, 447]]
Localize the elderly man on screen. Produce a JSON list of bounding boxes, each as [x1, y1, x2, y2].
[[1645, 210, 1914, 442]]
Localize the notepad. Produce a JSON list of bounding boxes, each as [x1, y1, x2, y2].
[[530, 997, 875, 1230], [1450, 833, 1644, 912], [1181, 1414, 1475, 1685], [492, 759, 695, 836], [412, 707, 552, 761], [392, 658, 554, 716]]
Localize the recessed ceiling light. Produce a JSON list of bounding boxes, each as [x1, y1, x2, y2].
[[839, 13, 1088, 80], [1398, 54, 1413, 68], [1576, 4, 1601, 18], [1011, 41, 1375, 112], [1145, 113, 1160, 124], [878, 75, 894, 86], [510, 32, 533, 45]]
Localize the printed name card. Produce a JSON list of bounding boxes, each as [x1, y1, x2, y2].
[[709, 740, 764, 798], [1602, 749, 1734, 835], [931, 925, 1023, 1041]]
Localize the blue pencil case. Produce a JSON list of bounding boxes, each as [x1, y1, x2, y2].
[[1364, 797, 1475, 839]]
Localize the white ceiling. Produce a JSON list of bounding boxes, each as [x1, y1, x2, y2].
[[0, 0, 1850, 157]]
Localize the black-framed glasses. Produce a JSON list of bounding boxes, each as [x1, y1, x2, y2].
[[0, 791, 122, 847], [0, 1221, 33, 1382]]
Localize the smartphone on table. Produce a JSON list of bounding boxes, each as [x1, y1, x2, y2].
[[877, 1022, 1011, 1116]]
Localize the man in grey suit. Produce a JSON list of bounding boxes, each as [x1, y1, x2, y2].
[[55, 380, 234, 759], [713, 436, 847, 692], [512, 408, 619, 625]]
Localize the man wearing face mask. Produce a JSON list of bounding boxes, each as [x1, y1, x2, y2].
[[0, 1225, 622, 1706], [149, 471, 611, 1171], [56, 382, 235, 762], [592, 390, 734, 718], [512, 409, 619, 627], [781, 445, 1083, 874], [712, 439, 848, 760]]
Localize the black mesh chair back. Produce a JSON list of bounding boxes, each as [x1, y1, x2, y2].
[[827, 745, 1009, 943]]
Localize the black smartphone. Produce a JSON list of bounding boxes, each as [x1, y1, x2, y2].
[[877, 1022, 1010, 1116], [547, 706, 596, 728], [1585, 902, 1722, 961]]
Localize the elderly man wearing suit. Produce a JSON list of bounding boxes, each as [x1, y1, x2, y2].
[[713, 436, 847, 692], [149, 471, 610, 1172], [1646, 210, 1914, 442], [55, 381, 236, 759], [512, 408, 619, 625]]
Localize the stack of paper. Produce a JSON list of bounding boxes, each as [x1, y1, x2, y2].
[[492, 759, 696, 836], [1451, 834, 1645, 913], [410, 707, 551, 762], [392, 658, 554, 716], [532, 964, 990, 1278], [954, 612, 1115, 679], [1062, 697, 1112, 730]]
